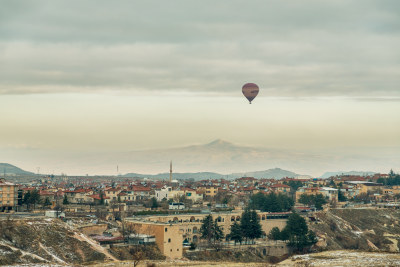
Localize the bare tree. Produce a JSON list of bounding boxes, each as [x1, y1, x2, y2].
[[121, 221, 137, 244], [129, 246, 144, 267]]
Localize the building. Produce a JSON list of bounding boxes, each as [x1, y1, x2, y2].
[[197, 186, 218, 198], [345, 181, 383, 194], [155, 186, 172, 201], [270, 184, 291, 194], [125, 209, 288, 259], [169, 202, 185, 210], [182, 188, 203, 203], [0, 178, 18, 211], [128, 234, 156, 245], [63, 189, 93, 204], [125, 220, 184, 259]]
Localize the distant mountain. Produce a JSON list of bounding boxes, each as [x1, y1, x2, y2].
[[228, 168, 311, 179], [6, 139, 397, 176], [109, 139, 320, 176], [0, 163, 35, 176], [123, 172, 223, 180], [319, 171, 377, 179], [123, 167, 308, 180]]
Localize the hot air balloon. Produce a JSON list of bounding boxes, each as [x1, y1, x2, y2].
[[242, 83, 259, 104]]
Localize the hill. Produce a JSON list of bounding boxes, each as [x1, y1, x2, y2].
[[123, 167, 308, 180], [310, 208, 400, 252], [0, 163, 34, 176], [0, 218, 112, 265], [228, 168, 310, 179], [320, 171, 377, 178]]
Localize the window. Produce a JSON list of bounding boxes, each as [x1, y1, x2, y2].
[[168, 238, 171, 243]]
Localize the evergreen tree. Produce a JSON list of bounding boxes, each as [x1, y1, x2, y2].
[[265, 192, 280, 212], [268, 227, 282, 240], [248, 192, 265, 210], [298, 194, 311, 206], [338, 187, 347, 202], [240, 209, 263, 244], [282, 212, 317, 252], [63, 194, 69, 205], [287, 180, 304, 191], [200, 215, 224, 249], [298, 193, 327, 210], [228, 221, 243, 245], [99, 191, 105, 205], [17, 191, 23, 206], [314, 194, 327, 210], [248, 192, 294, 212], [150, 197, 159, 209], [43, 197, 52, 208], [23, 191, 32, 209], [30, 189, 41, 209]]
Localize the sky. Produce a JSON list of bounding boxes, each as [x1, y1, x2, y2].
[[0, 0, 399, 175]]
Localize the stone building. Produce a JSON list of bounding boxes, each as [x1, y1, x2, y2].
[[125, 209, 288, 259]]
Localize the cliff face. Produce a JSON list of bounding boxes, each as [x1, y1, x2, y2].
[[310, 208, 400, 252], [0, 218, 111, 265]]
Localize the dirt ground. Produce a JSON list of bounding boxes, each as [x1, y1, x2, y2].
[[278, 250, 400, 266], [94, 260, 268, 267]]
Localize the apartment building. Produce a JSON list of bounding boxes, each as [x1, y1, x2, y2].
[[0, 178, 18, 211]]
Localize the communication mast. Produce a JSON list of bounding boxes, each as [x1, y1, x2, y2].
[[170, 161, 172, 183]]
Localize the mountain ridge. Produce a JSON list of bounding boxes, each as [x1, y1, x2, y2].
[[123, 167, 311, 180], [319, 170, 377, 179]]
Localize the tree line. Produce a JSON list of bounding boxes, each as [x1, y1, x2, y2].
[[297, 193, 328, 210], [200, 209, 317, 252], [268, 212, 317, 252], [200, 209, 264, 249], [248, 192, 294, 212]]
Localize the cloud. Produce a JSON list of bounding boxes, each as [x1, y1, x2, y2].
[[0, 0, 399, 97]]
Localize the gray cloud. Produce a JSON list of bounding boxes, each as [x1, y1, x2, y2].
[[1, 0, 399, 97]]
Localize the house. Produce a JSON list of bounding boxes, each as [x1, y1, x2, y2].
[[64, 189, 93, 204], [87, 194, 111, 204], [270, 184, 291, 194], [169, 202, 185, 210], [182, 188, 203, 203], [131, 185, 151, 201], [104, 188, 122, 202]]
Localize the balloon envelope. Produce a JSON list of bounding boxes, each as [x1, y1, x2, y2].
[[242, 83, 259, 104]]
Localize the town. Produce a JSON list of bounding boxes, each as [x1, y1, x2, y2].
[[1, 163, 400, 265]]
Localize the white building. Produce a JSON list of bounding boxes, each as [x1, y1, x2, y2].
[[169, 202, 185, 210]]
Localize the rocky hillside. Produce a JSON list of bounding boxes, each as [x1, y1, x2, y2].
[[310, 208, 400, 252], [0, 217, 114, 265]]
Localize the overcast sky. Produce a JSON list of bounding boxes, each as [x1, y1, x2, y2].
[[1, 0, 399, 175]]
